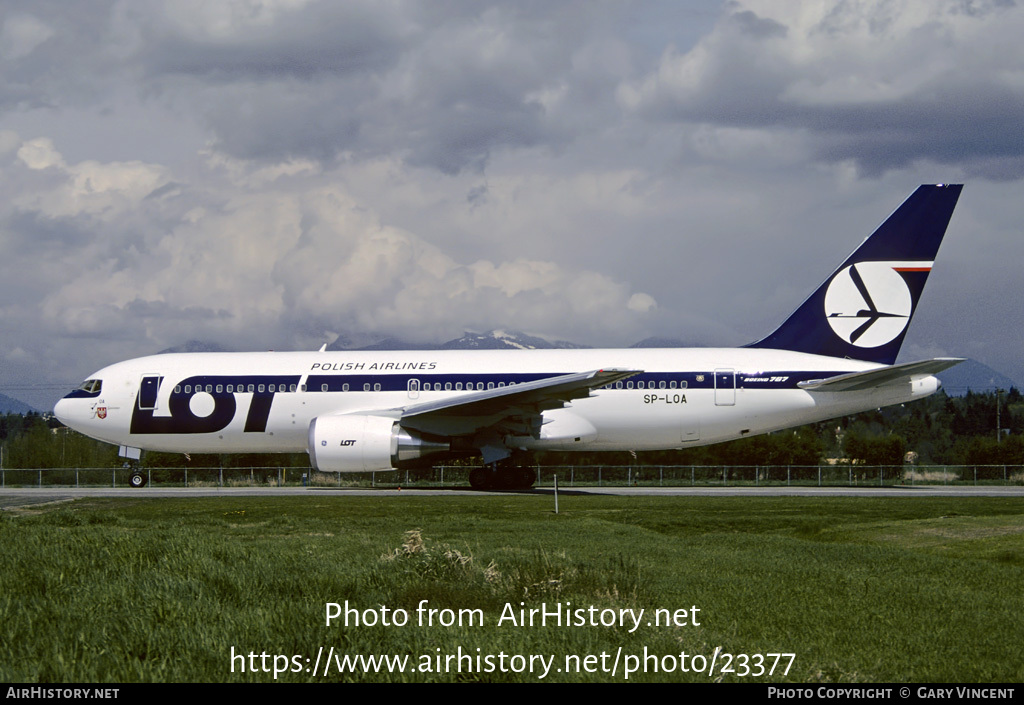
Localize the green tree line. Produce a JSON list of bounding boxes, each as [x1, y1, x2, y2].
[[537, 388, 1024, 467]]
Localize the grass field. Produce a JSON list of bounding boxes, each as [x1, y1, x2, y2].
[[1, 494, 1022, 682]]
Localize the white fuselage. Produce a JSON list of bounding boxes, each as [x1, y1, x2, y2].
[[54, 347, 940, 461]]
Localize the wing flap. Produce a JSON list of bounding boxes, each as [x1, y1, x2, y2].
[[395, 368, 640, 436], [797, 358, 964, 392]]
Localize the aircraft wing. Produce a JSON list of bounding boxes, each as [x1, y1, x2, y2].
[[390, 368, 641, 438], [797, 358, 965, 392]]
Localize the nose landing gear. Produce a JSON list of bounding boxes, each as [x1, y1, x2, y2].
[[124, 460, 147, 488]]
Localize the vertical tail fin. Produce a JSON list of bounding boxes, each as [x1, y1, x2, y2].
[[748, 184, 962, 365]]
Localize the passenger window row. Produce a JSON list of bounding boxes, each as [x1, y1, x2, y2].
[[171, 379, 690, 394], [173, 383, 298, 394]]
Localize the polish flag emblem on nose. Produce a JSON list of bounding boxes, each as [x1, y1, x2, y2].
[[97, 407, 107, 420]]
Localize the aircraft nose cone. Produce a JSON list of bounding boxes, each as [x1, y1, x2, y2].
[[54, 397, 74, 427]]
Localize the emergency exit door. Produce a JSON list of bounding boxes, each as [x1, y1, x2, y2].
[[714, 368, 735, 406]]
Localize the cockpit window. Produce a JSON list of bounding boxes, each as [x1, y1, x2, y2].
[[78, 379, 102, 394]]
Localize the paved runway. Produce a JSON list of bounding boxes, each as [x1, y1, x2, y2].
[[2, 484, 1022, 509]]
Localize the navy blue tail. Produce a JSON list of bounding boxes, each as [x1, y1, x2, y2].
[[748, 184, 962, 365]]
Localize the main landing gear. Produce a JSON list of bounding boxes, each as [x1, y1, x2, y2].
[[468, 464, 536, 491]]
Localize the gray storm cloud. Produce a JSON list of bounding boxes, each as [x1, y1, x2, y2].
[[1, 0, 1023, 409], [620, 0, 1024, 178], [2, 136, 658, 362]]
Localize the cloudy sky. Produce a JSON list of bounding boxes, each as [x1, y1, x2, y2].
[[2, 0, 1023, 410]]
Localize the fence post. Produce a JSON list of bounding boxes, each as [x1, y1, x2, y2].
[[818, 466, 821, 487]]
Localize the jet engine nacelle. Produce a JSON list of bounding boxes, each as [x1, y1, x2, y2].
[[307, 414, 449, 472]]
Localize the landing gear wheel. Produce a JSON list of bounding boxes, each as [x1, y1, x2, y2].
[[515, 467, 535, 490], [469, 467, 494, 491], [129, 471, 147, 488]]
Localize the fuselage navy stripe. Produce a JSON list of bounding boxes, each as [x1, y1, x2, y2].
[[301, 371, 845, 392]]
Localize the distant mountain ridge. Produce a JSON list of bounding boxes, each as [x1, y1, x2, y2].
[[0, 392, 35, 414], [328, 329, 589, 352], [158, 340, 231, 354], [439, 330, 588, 350], [631, 336, 701, 348], [934, 359, 1019, 396]]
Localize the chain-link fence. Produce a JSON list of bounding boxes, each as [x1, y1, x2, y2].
[[2, 464, 1022, 488]]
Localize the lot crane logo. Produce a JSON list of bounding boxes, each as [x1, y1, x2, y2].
[[824, 261, 930, 348]]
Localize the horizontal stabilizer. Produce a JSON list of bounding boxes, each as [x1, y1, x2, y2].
[[797, 358, 964, 392]]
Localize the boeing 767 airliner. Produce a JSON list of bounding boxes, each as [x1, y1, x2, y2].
[[55, 184, 963, 490]]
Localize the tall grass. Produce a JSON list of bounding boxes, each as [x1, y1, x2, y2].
[[1, 496, 1022, 682]]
